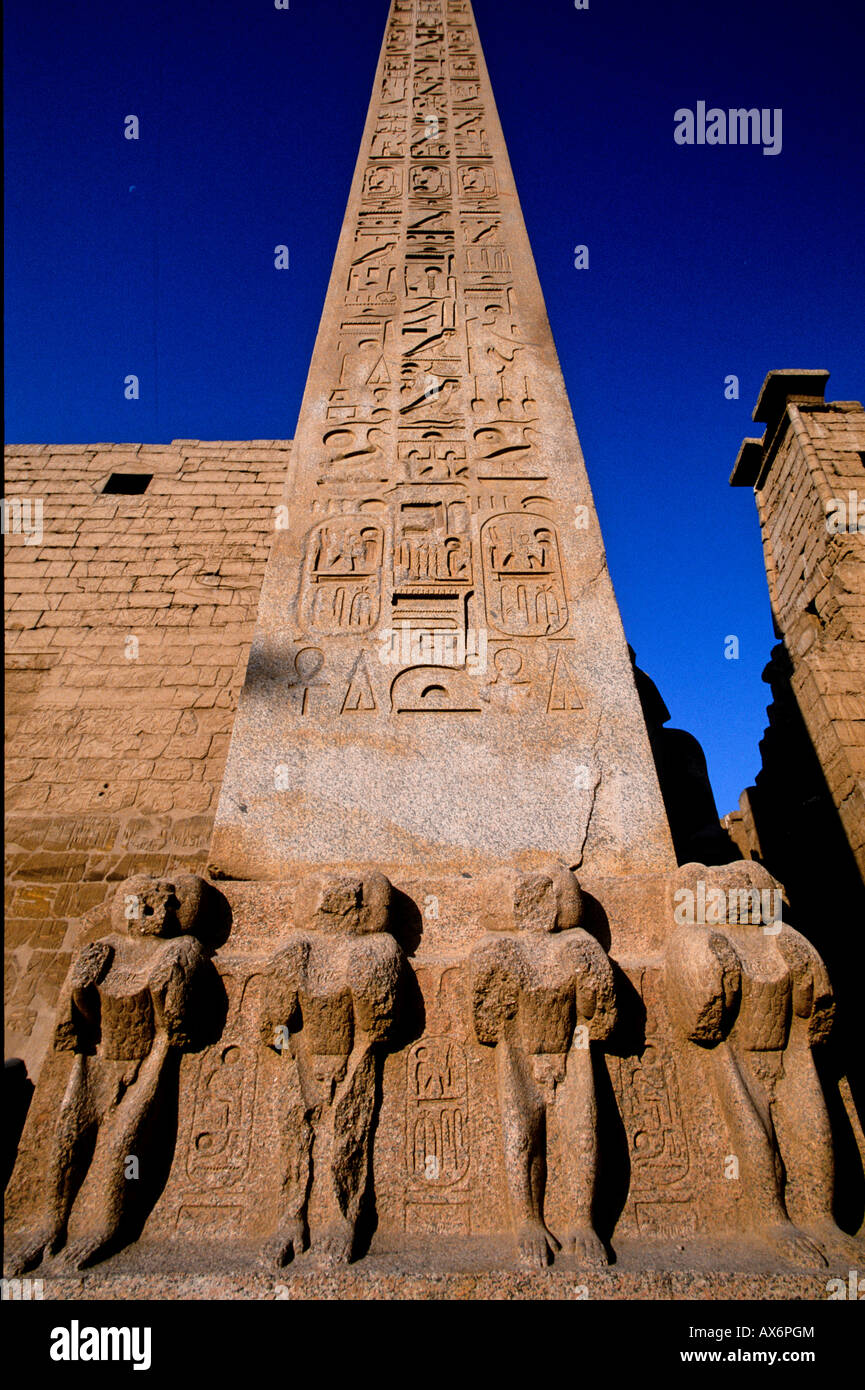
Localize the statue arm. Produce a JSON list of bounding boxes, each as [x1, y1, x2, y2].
[[571, 932, 617, 1042], [664, 926, 741, 1045], [469, 938, 519, 1046], [150, 937, 207, 1046], [777, 926, 835, 1045], [351, 936, 404, 1043], [259, 939, 304, 1049], [54, 939, 114, 1050]]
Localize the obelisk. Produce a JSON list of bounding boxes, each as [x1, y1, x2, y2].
[[210, 0, 674, 880]]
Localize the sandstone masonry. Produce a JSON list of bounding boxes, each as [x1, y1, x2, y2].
[[4, 441, 287, 1077]]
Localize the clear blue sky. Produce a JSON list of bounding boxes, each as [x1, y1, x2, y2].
[[5, 0, 863, 814]]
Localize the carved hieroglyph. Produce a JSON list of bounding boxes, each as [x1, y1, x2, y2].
[[209, 0, 675, 880]]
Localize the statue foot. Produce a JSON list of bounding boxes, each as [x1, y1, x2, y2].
[[259, 1219, 305, 1269], [806, 1219, 864, 1267], [58, 1229, 114, 1271], [516, 1221, 559, 1270], [5, 1226, 59, 1277], [765, 1223, 827, 1270], [316, 1219, 355, 1267], [563, 1224, 609, 1266]]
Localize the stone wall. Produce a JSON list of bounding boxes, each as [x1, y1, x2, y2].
[[728, 376, 865, 1211], [755, 396, 865, 874], [730, 377, 865, 884], [4, 440, 288, 1078]]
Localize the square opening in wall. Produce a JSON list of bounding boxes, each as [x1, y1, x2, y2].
[[102, 473, 153, 495]]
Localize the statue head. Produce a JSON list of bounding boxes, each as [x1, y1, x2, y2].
[[513, 866, 583, 934], [112, 873, 213, 939], [297, 870, 394, 935], [674, 860, 784, 932]]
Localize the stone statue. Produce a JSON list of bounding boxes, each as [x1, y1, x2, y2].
[[469, 867, 616, 1268], [261, 871, 405, 1268], [8, 873, 218, 1274], [665, 860, 862, 1267]]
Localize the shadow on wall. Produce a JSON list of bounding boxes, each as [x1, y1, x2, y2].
[[628, 648, 739, 868], [3, 1058, 34, 1190], [630, 640, 864, 1236], [729, 642, 865, 1233]]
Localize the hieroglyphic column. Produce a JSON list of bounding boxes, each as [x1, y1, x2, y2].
[[210, 0, 675, 879]]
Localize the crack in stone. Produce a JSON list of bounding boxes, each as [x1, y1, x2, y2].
[[572, 719, 603, 868]]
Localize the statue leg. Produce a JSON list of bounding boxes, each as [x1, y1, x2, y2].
[[261, 1050, 313, 1268], [774, 1033, 864, 1264], [496, 1040, 558, 1269], [710, 1045, 825, 1268], [8, 1054, 96, 1274], [557, 1042, 608, 1264], [62, 1036, 171, 1270], [314, 1045, 377, 1267]]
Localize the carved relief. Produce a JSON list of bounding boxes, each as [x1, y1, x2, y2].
[[179, 971, 265, 1203], [186, 1043, 258, 1186], [391, 664, 481, 713], [386, 26, 411, 54], [448, 26, 473, 51], [402, 296, 456, 355], [664, 861, 861, 1267], [414, 58, 445, 83], [399, 438, 468, 481], [260, 872, 405, 1267], [285, 648, 329, 714], [466, 297, 534, 420], [460, 215, 501, 245], [300, 517, 385, 634], [608, 967, 694, 1236], [450, 55, 478, 79], [347, 241, 398, 300], [381, 71, 408, 105], [407, 167, 450, 206], [405, 255, 453, 299], [472, 423, 544, 477], [371, 113, 407, 159], [398, 360, 462, 425], [458, 165, 496, 198], [465, 245, 511, 277], [452, 78, 482, 105], [411, 123, 450, 160], [341, 651, 378, 712], [481, 513, 568, 635], [318, 422, 392, 485], [406, 1039, 470, 1186], [546, 647, 583, 710], [407, 209, 455, 250], [394, 496, 471, 584], [480, 647, 532, 711], [363, 164, 403, 201], [469, 868, 617, 1267], [7, 875, 223, 1275], [454, 111, 489, 158], [413, 96, 445, 127]]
